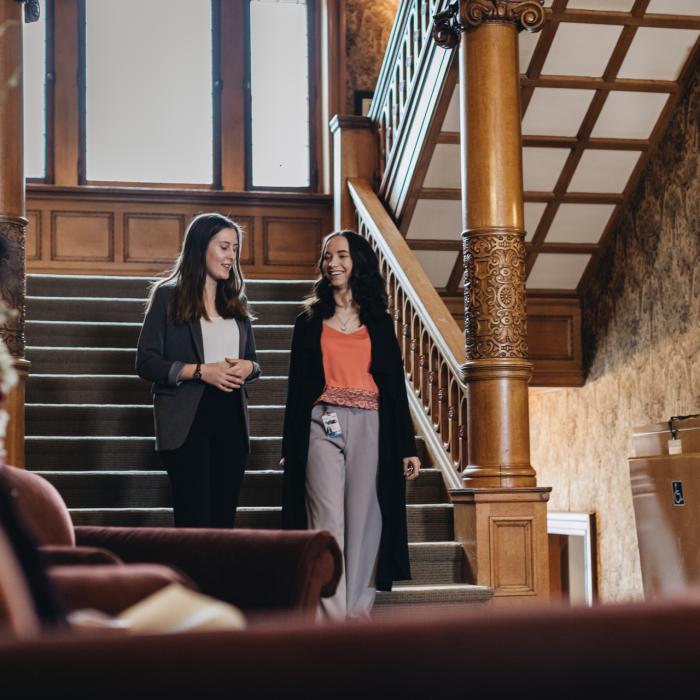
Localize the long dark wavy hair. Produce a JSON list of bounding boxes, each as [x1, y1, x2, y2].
[[304, 230, 388, 324], [149, 212, 252, 323]]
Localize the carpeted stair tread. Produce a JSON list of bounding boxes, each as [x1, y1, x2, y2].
[[27, 274, 313, 302], [68, 503, 453, 541], [27, 374, 290, 405], [25, 404, 285, 437], [36, 468, 444, 508], [373, 584, 493, 610], [26, 347, 290, 375], [26, 321, 293, 350], [27, 296, 301, 324]]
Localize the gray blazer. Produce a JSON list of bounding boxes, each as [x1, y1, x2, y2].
[[135, 283, 261, 452]]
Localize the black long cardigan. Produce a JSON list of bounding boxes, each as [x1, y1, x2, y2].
[[281, 311, 417, 591]]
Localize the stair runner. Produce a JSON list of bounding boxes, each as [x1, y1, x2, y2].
[[25, 274, 492, 611]]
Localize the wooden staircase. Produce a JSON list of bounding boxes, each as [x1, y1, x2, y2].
[[24, 273, 492, 611]]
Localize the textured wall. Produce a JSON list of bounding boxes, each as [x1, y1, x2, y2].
[[530, 66, 700, 602], [345, 0, 399, 113]]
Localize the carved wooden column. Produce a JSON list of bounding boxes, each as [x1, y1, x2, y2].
[[433, 0, 550, 605], [0, 0, 35, 467], [330, 115, 377, 231]]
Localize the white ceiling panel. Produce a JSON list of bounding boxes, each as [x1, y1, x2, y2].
[[524, 202, 548, 242], [542, 23, 623, 77], [423, 143, 460, 189], [414, 250, 458, 288], [519, 29, 541, 74], [647, 0, 700, 15], [546, 203, 616, 243], [567, 0, 635, 10], [407, 199, 461, 240], [618, 28, 699, 80], [591, 91, 669, 139], [523, 88, 595, 136], [523, 147, 570, 191], [441, 86, 460, 133], [567, 149, 641, 193], [527, 254, 592, 290]]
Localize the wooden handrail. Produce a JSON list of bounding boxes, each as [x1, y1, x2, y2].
[[368, 0, 450, 185], [348, 178, 468, 476]]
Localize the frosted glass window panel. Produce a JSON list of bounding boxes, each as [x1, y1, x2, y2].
[[568, 149, 641, 193], [546, 203, 616, 244], [647, 0, 700, 15], [566, 0, 635, 10], [23, 11, 46, 179], [413, 250, 458, 288], [519, 30, 541, 74], [441, 86, 460, 132], [423, 143, 460, 188], [542, 24, 623, 77], [524, 202, 548, 242], [618, 28, 700, 81], [527, 253, 591, 290], [250, 0, 310, 188], [85, 0, 213, 184], [523, 147, 570, 192], [591, 92, 669, 140], [522, 89, 595, 137], [406, 199, 461, 240]]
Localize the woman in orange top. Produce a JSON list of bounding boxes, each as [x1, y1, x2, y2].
[[281, 231, 420, 619]]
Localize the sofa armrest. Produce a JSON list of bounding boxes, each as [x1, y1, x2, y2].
[[40, 546, 123, 567], [74, 527, 341, 614], [49, 564, 193, 616]]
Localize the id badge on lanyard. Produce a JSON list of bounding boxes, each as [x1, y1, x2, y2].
[[321, 411, 342, 438]]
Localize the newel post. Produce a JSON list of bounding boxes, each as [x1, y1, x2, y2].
[[329, 115, 377, 231], [433, 0, 550, 605]]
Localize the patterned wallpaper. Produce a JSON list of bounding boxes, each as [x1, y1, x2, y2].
[[530, 65, 700, 602], [345, 0, 399, 113]]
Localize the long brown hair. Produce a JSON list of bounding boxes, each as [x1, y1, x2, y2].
[[149, 212, 253, 323]]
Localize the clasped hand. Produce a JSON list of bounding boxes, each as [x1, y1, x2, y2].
[[201, 358, 253, 392]]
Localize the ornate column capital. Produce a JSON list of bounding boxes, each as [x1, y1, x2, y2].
[[433, 0, 545, 48]]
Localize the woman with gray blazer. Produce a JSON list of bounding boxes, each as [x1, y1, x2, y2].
[[136, 213, 260, 528]]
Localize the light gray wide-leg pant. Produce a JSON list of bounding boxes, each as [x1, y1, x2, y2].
[[306, 403, 382, 620]]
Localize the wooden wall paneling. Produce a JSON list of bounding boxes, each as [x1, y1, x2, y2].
[[219, 0, 246, 191], [51, 210, 114, 262], [262, 216, 322, 267], [53, 0, 80, 186], [123, 213, 185, 264], [25, 211, 41, 261]]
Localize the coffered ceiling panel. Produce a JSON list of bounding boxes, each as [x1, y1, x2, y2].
[[423, 143, 460, 188], [523, 88, 595, 137], [527, 254, 592, 290], [646, 0, 700, 15], [542, 23, 623, 77], [591, 91, 669, 139], [618, 28, 700, 80], [567, 0, 635, 9], [546, 203, 617, 244], [441, 86, 460, 132], [568, 150, 641, 193], [524, 202, 548, 243], [523, 147, 570, 191], [406, 199, 460, 240], [413, 250, 458, 289]]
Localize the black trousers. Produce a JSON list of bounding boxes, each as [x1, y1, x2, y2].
[[159, 385, 248, 528]]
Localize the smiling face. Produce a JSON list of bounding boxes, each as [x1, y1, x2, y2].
[[321, 235, 353, 291], [205, 227, 238, 282]]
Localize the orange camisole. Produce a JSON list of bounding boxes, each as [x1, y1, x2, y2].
[[316, 322, 379, 411]]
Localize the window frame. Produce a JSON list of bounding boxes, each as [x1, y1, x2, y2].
[[243, 0, 318, 193]]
